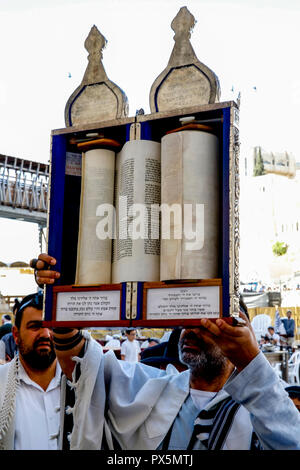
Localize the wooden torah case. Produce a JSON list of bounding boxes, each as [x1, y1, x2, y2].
[[44, 101, 240, 328]]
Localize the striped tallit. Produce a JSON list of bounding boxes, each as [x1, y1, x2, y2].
[[187, 396, 241, 449], [162, 392, 262, 450]]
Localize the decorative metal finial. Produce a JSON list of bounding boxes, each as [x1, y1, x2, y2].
[[149, 7, 220, 113], [82, 25, 108, 83], [64, 25, 128, 127], [171, 7, 195, 41], [167, 7, 198, 67], [85, 25, 107, 56]]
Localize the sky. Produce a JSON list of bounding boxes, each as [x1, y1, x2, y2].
[[0, 0, 300, 269]]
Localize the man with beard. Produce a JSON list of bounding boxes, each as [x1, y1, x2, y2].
[[32, 254, 300, 450], [0, 292, 61, 450], [161, 327, 261, 449]]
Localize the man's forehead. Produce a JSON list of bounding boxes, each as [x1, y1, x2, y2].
[[21, 307, 43, 324], [180, 327, 202, 336]]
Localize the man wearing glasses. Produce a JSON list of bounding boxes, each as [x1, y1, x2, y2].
[[0, 292, 61, 450]]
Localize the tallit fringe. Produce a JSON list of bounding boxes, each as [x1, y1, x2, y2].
[[0, 357, 20, 449]]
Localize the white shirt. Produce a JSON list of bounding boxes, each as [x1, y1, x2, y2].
[[266, 332, 280, 343], [190, 388, 217, 410], [121, 339, 141, 363], [14, 360, 61, 450]]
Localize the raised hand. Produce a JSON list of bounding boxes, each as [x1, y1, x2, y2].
[[30, 253, 60, 286], [198, 312, 260, 372]]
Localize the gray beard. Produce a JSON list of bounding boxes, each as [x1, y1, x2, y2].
[[178, 345, 227, 383]]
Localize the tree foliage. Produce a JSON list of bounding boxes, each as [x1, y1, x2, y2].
[[253, 147, 265, 176], [272, 241, 288, 257]]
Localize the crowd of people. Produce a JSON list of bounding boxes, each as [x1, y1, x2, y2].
[[0, 253, 300, 452], [259, 309, 296, 354]]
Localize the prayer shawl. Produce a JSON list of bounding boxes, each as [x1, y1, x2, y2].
[[0, 356, 62, 450], [190, 395, 261, 450], [161, 391, 261, 450], [66, 334, 300, 450], [2, 334, 300, 450], [191, 396, 241, 449], [0, 356, 20, 450]]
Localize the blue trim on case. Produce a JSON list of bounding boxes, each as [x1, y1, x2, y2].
[[140, 121, 152, 141], [136, 282, 144, 320], [45, 134, 67, 321], [121, 282, 127, 320], [222, 107, 231, 316]]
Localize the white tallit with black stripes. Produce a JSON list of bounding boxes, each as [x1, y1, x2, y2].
[[188, 391, 262, 450], [161, 388, 262, 451]]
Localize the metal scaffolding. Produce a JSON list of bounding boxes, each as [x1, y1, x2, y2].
[[0, 153, 49, 228]]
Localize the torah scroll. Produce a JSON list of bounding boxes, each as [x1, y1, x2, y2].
[[112, 139, 161, 283], [160, 129, 219, 281], [75, 148, 115, 285]]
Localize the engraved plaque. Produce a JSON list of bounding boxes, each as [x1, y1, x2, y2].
[[65, 26, 128, 127], [147, 285, 220, 320], [56, 290, 121, 322], [149, 7, 220, 112], [70, 83, 119, 126], [156, 66, 211, 111]]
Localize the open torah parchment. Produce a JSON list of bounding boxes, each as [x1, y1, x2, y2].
[[112, 140, 161, 283], [75, 129, 219, 286], [160, 130, 219, 281], [75, 140, 161, 285], [75, 148, 115, 284]]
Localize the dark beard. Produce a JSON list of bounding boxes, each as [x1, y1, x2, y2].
[[18, 338, 56, 370], [178, 332, 227, 383]]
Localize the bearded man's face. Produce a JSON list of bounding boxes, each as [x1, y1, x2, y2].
[[13, 307, 56, 370], [178, 328, 227, 382]]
